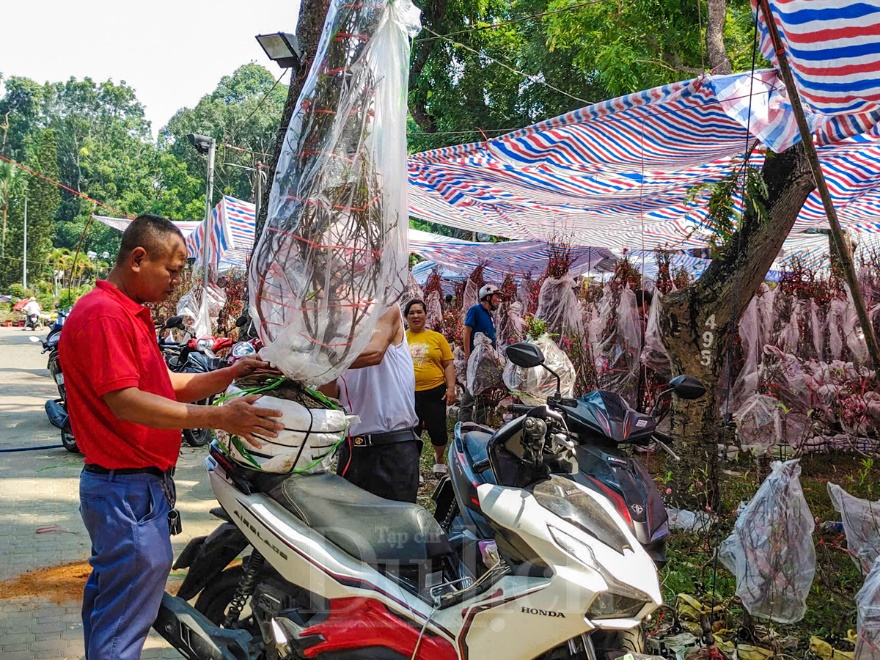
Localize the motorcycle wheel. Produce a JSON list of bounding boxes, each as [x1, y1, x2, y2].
[[183, 396, 215, 447], [595, 626, 646, 657], [61, 430, 79, 454], [194, 565, 275, 657]]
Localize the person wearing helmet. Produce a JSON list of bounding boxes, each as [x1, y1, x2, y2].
[[460, 284, 503, 423]]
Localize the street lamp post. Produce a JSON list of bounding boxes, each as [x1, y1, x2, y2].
[[22, 196, 27, 289], [188, 133, 217, 290]]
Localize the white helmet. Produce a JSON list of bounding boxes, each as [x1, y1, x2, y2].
[[217, 387, 351, 474], [479, 284, 501, 301]]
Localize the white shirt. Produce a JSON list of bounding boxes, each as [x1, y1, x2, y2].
[[338, 337, 419, 436], [23, 301, 41, 316]]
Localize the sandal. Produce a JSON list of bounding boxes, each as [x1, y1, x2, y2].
[[432, 463, 448, 477]]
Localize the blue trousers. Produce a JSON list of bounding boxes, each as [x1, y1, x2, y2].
[[80, 470, 174, 660]]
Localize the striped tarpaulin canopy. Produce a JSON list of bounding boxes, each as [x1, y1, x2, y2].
[[407, 69, 880, 253], [754, 0, 880, 118], [408, 229, 615, 281]]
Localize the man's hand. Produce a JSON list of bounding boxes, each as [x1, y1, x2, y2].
[[216, 394, 284, 447], [230, 356, 279, 380]]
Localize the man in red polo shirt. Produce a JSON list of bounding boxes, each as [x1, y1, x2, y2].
[[60, 214, 283, 660]]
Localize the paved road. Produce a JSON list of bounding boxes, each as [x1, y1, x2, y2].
[[0, 326, 222, 659]]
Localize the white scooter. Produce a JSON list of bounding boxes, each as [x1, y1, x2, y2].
[[153, 370, 664, 660]]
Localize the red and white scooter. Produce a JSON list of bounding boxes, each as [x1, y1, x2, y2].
[[152, 344, 663, 659]]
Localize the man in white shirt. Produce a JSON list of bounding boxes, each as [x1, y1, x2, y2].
[[320, 307, 421, 503]]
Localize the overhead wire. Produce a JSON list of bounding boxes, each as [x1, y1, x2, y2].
[[421, 27, 593, 107]]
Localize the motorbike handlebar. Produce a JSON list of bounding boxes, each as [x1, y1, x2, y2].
[[506, 403, 534, 416]]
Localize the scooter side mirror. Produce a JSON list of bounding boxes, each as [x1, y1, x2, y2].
[[669, 375, 707, 400], [235, 315, 250, 328], [506, 342, 545, 369], [164, 315, 186, 330]]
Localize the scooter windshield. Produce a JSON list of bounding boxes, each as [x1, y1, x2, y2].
[[533, 477, 632, 553]]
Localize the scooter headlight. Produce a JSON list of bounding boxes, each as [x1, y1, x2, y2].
[[197, 338, 214, 352], [585, 591, 647, 620], [548, 524, 651, 620], [231, 342, 256, 358]]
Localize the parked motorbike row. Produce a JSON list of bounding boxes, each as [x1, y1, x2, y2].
[[153, 341, 706, 660], [32, 313, 256, 453]]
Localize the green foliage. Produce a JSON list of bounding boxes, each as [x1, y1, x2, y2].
[[7, 283, 27, 299], [408, 0, 759, 153], [687, 158, 769, 257], [524, 314, 548, 340], [159, 64, 286, 203]]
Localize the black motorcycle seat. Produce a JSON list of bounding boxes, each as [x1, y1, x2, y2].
[[462, 432, 497, 485], [269, 473, 451, 566]]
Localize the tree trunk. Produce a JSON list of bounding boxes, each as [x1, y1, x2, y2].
[[706, 0, 732, 75], [659, 144, 815, 511], [253, 0, 333, 243]]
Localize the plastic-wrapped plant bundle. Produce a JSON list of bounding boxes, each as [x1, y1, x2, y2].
[[502, 335, 575, 405], [593, 286, 642, 406], [857, 555, 880, 659], [731, 296, 760, 411], [467, 332, 504, 396], [399, 271, 424, 312], [756, 283, 776, 348], [499, 301, 526, 346], [249, 0, 420, 384], [719, 460, 815, 624], [828, 482, 880, 575], [640, 290, 671, 379], [177, 283, 226, 338], [535, 275, 584, 338], [733, 393, 784, 454], [425, 290, 443, 331]]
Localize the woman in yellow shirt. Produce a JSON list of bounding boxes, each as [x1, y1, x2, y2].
[[404, 299, 457, 477]]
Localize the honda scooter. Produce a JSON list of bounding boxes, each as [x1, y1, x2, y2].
[[436, 344, 705, 571], [31, 314, 78, 453], [152, 348, 672, 659]]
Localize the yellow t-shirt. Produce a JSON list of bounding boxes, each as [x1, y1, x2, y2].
[[406, 329, 454, 392]]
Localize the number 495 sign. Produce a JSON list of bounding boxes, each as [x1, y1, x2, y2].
[[700, 315, 716, 367]]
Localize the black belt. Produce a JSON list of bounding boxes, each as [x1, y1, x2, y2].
[[83, 464, 174, 479], [350, 428, 419, 448]]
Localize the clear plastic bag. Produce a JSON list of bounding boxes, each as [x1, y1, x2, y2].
[[733, 393, 784, 454], [400, 271, 424, 312], [640, 291, 671, 378], [535, 275, 584, 337], [499, 301, 526, 346], [731, 297, 760, 411], [719, 460, 815, 623], [467, 332, 504, 396], [178, 284, 226, 338], [593, 286, 642, 407], [857, 555, 880, 659], [828, 482, 880, 575], [425, 290, 443, 331], [248, 0, 420, 384], [502, 334, 575, 405]]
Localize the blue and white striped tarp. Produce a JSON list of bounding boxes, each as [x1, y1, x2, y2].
[[755, 0, 880, 119], [407, 69, 880, 254]]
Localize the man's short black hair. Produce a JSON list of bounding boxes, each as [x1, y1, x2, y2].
[[116, 214, 185, 266]]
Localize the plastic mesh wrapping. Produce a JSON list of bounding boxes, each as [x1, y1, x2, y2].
[[502, 335, 575, 405], [177, 284, 226, 338], [731, 296, 760, 410], [719, 460, 815, 624], [857, 555, 880, 659], [535, 275, 584, 337], [399, 271, 424, 311], [467, 332, 504, 396], [593, 286, 642, 407], [248, 0, 420, 384], [828, 482, 880, 575]]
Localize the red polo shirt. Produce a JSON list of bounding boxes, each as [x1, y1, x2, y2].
[[59, 280, 180, 471]]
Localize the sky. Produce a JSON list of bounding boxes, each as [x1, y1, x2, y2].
[[0, 0, 301, 136]]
